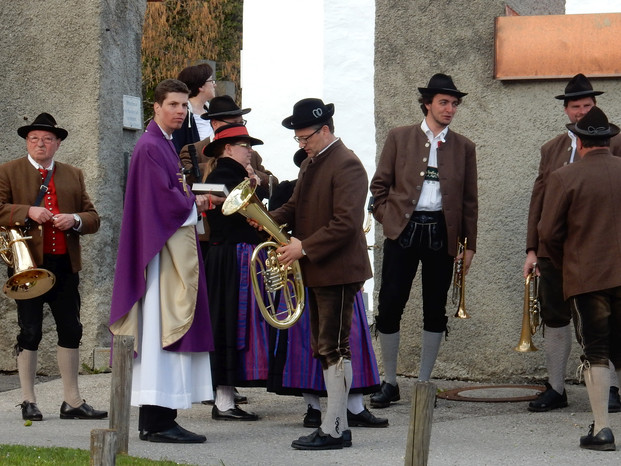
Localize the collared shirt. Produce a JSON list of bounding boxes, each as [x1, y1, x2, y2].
[[27, 154, 54, 171], [415, 120, 448, 211], [568, 130, 577, 164], [310, 137, 340, 162]]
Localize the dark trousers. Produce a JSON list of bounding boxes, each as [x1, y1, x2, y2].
[[571, 287, 621, 368], [308, 282, 361, 369], [376, 212, 454, 334], [538, 257, 572, 328], [139, 405, 177, 432], [14, 254, 82, 351]]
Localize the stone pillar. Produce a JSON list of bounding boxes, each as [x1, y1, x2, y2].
[[0, 0, 146, 373]]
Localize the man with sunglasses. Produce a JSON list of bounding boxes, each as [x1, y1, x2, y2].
[[267, 98, 372, 450]]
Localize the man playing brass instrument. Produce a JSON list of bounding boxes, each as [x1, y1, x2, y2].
[[0, 113, 105, 422], [370, 74, 477, 407], [524, 74, 621, 413], [538, 106, 621, 450]]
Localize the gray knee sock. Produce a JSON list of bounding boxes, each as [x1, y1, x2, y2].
[[321, 359, 352, 437], [544, 324, 572, 394], [17, 349, 37, 403], [418, 330, 443, 381], [378, 331, 400, 386]]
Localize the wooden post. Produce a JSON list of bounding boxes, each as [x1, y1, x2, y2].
[[109, 335, 134, 454], [404, 381, 436, 466], [90, 429, 117, 466]]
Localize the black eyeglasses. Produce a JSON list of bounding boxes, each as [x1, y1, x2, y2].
[[293, 127, 321, 144]]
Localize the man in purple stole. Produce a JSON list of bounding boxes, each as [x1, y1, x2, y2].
[[110, 79, 214, 444]]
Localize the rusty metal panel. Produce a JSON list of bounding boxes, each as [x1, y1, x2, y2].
[[494, 13, 621, 80]]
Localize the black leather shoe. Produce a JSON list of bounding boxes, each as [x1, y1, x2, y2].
[[291, 428, 344, 450], [342, 429, 352, 448], [527, 382, 568, 412], [19, 401, 42, 421], [140, 424, 206, 444], [580, 423, 616, 451], [347, 406, 389, 427], [609, 386, 621, 413], [303, 404, 322, 428], [212, 405, 259, 421], [60, 400, 108, 419], [370, 381, 400, 409]]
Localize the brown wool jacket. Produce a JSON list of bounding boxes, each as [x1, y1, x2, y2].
[[370, 124, 478, 257], [538, 149, 621, 299], [270, 139, 372, 287], [526, 132, 621, 257], [0, 157, 99, 273]]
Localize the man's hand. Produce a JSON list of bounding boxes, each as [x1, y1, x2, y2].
[[195, 194, 227, 213], [28, 206, 53, 224], [51, 214, 75, 231], [523, 250, 539, 278], [276, 237, 303, 267]]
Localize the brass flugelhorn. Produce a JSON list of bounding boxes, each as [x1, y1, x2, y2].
[[222, 178, 305, 329], [452, 237, 469, 319], [514, 263, 540, 352], [0, 227, 55, 299]]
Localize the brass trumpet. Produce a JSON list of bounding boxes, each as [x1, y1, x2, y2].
[[514, 263, 540, 352], [452, 237, 469, 319]]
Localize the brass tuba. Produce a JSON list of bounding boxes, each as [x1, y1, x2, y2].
[[222, 179, 305, 329], [0, 227, 55, 299], [452, 237, 470, 319], [514, 264, 540, 352]]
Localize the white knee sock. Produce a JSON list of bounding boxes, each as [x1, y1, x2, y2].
[[378, 331, 400, 386], [57, 346, 83, 407], [347, 392, 364, 414], [585, 365, 610, 433], [303, 392, 321, 410], [418, 330, 443, 382], [544, 324, 572, 394], [215, 385, 235, 411], [321, 359, 352, 437], [17, 349, 37, 403]]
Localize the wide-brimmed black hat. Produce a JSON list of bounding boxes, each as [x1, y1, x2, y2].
[[282, 98, 335, 130], [555, 73, 603, 100], [418, 73, 467, 98], [17, 113, 68, 140], [201, 95, 251, 120], [566, 106, 620, 139], [203, 123, 263, 158]]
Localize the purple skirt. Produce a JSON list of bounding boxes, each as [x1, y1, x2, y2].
[[267, 290, 380, 395]]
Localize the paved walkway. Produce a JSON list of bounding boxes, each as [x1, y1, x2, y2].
[[1, 373, 621, 465]]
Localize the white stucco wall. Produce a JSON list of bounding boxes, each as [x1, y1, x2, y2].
[[242, 0, 376, 309]]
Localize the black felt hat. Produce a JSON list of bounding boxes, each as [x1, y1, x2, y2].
[[201, 95, 251, 120], [555, 74, 603, 100], [417, 73, 467, 98], [282, 98, 335, 130], [17, 113, 68, 140], [293, 149, 307, 168], [566, 106, 620, 138]]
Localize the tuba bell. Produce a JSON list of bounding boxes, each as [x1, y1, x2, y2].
[[452, 237, 470, 319], [0, 226, 55, 299], [514, 263, 540, 352], [222, 179, 305, 329]]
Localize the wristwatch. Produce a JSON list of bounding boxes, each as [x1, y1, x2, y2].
[[72, 214, 80, 228]]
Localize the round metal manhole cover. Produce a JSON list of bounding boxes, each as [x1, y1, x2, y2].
[[436, 384, 544, 402]]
